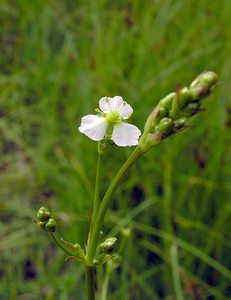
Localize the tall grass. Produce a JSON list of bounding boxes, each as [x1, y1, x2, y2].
[[0, 0, 231, 299]]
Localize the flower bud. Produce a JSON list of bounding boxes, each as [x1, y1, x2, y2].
[[173, 117, 187, 131], [144, 105, 167, 133], [183, 101, 201, 117], [190, 71, 218, 100], [169, 88, 191, 119], [45, 218, 57, 232], [177, 87, 191, 108], [155, 118, 173, 134], [37, 207, 51, 222], [99, 237, 118, 254], [159, 93, 175, 110]]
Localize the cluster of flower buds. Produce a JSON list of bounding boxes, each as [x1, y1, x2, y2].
[[36, 207, 86, 260], [138, 71, 218, 153], [36, 207, 56, 232]]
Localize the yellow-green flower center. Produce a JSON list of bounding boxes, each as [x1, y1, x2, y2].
[[105, 111, 121, 124]]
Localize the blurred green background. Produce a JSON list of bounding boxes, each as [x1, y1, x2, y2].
[[0, 0, 231, 299]]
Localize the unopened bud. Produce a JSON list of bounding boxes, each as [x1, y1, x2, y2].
[[45, 218, 57, 232], [160, 93, 175, 110], [177, 87, 191, 108], [173, 117, 187, 131], [183, 101, 201, 116], [169, 88, 191, 119], [100, 237, 118, 254], [190, 71, 218, 100], [144, 106, 167, 133], [155, 118, 173, 134], [37, 207, 51, 222]]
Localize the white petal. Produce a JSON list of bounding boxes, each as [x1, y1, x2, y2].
[[117, 102, 133, 119], [99, 97, 111, 113], [112, 122, 141, 147], [78, 114, 107, 141], [110, 96, 124, 111]]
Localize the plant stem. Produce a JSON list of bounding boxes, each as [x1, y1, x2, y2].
[[49, 232, 76, 256], [86, 146, 142, 263], [92, 147, 103, 222], [85, 266, 96, 300], [101, 265, 111, 300]]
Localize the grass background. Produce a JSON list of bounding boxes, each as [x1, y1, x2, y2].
[[0, 0, 231, 299]]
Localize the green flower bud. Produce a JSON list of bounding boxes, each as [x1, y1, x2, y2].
[[173, 117, 187, 131], [169, 96, 180, 119], [177, 87, 191, 108], [169, 88, 191, 119], [45, 218, 57, 232], [160, 93, 175, 110], [37, 207, 51, 222], [190, 71, 218, 100], [155, 118, 173, 134], [144, 105, 167, 133], [183, 101, 201, 116], [99, 237, 118, 254]]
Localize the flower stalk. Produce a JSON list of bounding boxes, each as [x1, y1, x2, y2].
[[92, 142, 103, 223], [86, 145, 142, 263]]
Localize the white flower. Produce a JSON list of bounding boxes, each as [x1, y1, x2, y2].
[[78, 96, 141, 147]]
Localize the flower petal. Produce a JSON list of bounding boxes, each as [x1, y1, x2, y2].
[[117, 102, 133, 119], [110, 96, 124, 111], [99, 97, 111, 113], [78, 114, 107, 141], [112, 122, 141, 146]]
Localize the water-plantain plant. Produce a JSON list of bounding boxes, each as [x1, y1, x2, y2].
[[35, 71, 218, 299]]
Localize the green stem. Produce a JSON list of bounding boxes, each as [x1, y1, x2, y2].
[[92, 146, 103, 222], [101, 265, 111, 300], [85, 266, 96, 300], [49, 233, 76, 256], [86, 146, 142, 263]]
